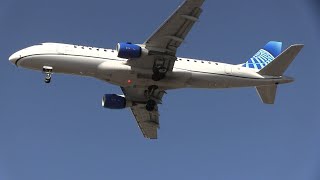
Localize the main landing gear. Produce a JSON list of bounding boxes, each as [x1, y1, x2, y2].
[[145, 85, 158, 112], [152, 65, 167, 81], [43, 66, 53, 83], [146, 99, 157, 112]]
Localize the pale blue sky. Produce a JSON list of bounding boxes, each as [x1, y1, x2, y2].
[[1, 0, 320, 179]]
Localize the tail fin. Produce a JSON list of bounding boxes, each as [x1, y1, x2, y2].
[[242, 41, 282, 70], [255, 43, 304, 104], [256, 85, 277, 104], [258, 44, 304, 76]]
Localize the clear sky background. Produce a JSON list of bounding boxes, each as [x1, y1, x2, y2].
[[1, 0, 319, 179]]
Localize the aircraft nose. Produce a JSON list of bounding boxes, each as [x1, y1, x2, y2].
[[9, 51, 21, 65]]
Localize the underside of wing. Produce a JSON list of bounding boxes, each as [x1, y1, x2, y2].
[[131, 104, 159, 139], [144, 0, 205, 55], [121, 87, 166, 139], [126, 0, 205, 75]]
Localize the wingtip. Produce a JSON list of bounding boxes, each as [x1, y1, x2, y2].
[[292, 44, 305, 48]]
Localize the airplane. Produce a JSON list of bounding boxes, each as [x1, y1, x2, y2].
[[8, 0, 303, 139]]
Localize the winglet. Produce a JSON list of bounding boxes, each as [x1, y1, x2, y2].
[[258, 44, 304, 76]]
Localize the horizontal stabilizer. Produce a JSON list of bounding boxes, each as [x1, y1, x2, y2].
[[256, 85, 277, 104], [258, 44, 304, 76]]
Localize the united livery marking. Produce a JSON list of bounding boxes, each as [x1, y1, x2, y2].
[[242, 49, 275, 70]]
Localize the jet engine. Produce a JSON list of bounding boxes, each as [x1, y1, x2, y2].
[[102, 94, 132, 109], [116, 42, 143, 59]]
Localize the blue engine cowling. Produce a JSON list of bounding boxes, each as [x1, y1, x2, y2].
[[102, 94, 127, 109], [116, 42, 142, 59]]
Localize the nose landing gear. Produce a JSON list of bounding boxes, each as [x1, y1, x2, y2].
[[43, 66, 53, 84]]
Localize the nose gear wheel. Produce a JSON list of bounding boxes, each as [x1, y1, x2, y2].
[[43, 66, 53, 84]]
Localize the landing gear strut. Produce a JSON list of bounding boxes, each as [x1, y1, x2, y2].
[[145, 85, 159, 112], [148, 85, 159, 94], [43, 66, 53, 84]]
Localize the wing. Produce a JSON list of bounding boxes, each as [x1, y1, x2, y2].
[[144, 0, 205, 55], [121, 87, 166, 139], [130, 104, 159, 139], [127, 0, 205, 71]]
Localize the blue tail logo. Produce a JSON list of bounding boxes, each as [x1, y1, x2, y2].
[[242, 41, 282, 70]]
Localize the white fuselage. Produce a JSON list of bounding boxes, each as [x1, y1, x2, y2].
[[9, 43, 293, 89]]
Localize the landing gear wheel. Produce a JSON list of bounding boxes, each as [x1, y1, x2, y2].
[[157, 67, 167, 74], [44, 74, 52, 84], [44, 78, 51, 84], [153, 65, 167, 74], [42, 66, 53, 84], [152, 66, 167, 81], [146, 99, 156, 112]]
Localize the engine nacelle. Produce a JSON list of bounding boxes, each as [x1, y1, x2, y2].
[[116, 42, 142, 59], [102, 94, 132, 109]]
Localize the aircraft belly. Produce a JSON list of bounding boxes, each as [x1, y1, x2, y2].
[[97, 61, 133, 86], [96, 67, 192, 89], [188, 72, 276, 89], [188, 72, 227, 88]]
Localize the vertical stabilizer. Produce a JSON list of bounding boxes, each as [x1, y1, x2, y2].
[[242, 41, 282, 70], [258, 44, 304, 76]]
